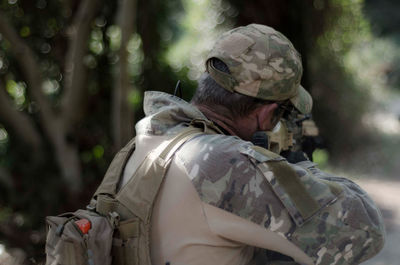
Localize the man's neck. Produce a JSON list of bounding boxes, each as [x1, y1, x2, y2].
[[194, 104, 257, 141], [195, 104, 240, 137]]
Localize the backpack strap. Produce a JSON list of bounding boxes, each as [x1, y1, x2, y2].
[[190, 118, 225, 135], [93, 137, 136, 198], [92, 125, 208, 220], [116, 125, 204, 222]]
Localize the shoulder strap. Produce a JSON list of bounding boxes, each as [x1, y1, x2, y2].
[[94, 138, 136, 198], [116, 126, 204, 222], [93, 125, 207, 221]]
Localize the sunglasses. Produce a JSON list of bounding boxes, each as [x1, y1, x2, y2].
[[271, 100, 294, 126], [277, 100, 294, 115]]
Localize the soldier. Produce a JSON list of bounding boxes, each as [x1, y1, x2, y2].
[[115, 24, 385, 265]]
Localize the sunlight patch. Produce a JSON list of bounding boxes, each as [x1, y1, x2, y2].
[[362, 112, 400, 134]]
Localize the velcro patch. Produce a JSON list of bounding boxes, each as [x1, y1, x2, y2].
[[256, 161, 343, 227], [239, 145, 284, 163]]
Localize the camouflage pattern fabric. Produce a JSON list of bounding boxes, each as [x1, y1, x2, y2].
[[206, 24, 312, 114], [138, 91, 385, 265]]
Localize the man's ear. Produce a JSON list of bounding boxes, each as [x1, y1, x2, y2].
[[256, 103, 278, 131]]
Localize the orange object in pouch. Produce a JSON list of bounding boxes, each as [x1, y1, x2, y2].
[[75, 219, 91, 234]]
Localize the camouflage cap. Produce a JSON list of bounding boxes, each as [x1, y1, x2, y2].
[[206, 24, 312, 114]]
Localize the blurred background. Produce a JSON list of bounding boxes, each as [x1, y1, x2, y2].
[[0, 0, 399, 264]]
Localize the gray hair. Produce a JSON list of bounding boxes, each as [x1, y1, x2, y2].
[[191, 58, 268, 117]]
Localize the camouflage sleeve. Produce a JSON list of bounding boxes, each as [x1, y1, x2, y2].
[[290, 161, 386, 264], [176, 135, 385, 265], [243, 147, 385, 264]]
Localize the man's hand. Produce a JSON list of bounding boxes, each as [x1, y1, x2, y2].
[[280, 150, 308, 164]]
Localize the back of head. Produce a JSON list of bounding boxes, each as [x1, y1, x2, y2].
[[192, 58, 267, 117], [194, 24, 312, 116]]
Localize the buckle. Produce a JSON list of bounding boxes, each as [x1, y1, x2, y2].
[[190, 119, 224, 134], [86, 199, 97, 211]]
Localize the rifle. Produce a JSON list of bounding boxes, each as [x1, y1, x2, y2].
[[252, 108, 322, 162]]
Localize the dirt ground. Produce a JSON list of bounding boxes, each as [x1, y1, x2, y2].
[[356, 179, 400, 265]]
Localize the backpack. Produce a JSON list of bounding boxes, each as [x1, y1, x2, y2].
[[45, 125, 207, 265]]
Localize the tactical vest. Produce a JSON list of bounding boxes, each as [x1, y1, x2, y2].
[[45, 121, 221, 265], [95, 125, 209, 264]]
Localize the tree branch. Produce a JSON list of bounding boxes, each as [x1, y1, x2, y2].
[[61, 0, 101, 128], [0, 11, 56, 135], [0, 11, 83, 193], [0, 79, 43, 150], [112, 0, 137, 149]]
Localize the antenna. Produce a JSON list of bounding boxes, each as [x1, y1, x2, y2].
[[174, 80, 183, 98]]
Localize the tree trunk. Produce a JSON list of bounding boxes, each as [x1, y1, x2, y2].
[[61, 0, 101, 128], [112, 0, 137, 150], [0, 1, 100, 194], [51, 126, 83, 194]]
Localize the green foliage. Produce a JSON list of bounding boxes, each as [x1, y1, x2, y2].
[[313, 148, 329, 169], [308, 0, 400, 159], [317, 0, 370, 55], [0, 207, 12, 223], [106, 25, 121, 51], [5, 79, 26, 107], [166, 0, 236, 82], [307, 0, 374, 156], [127, 33, 144, 80], [128, 89, 142, 106], [93, 145, 104, 159], [89, 28, 105, 55], [0, 126, 8, 157], [0, 127, 7, 143], [363, 0, 400, 91], [0, 0, 120, 258]]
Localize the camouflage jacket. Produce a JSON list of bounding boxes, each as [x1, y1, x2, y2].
[[137, 91, 385, 265]]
